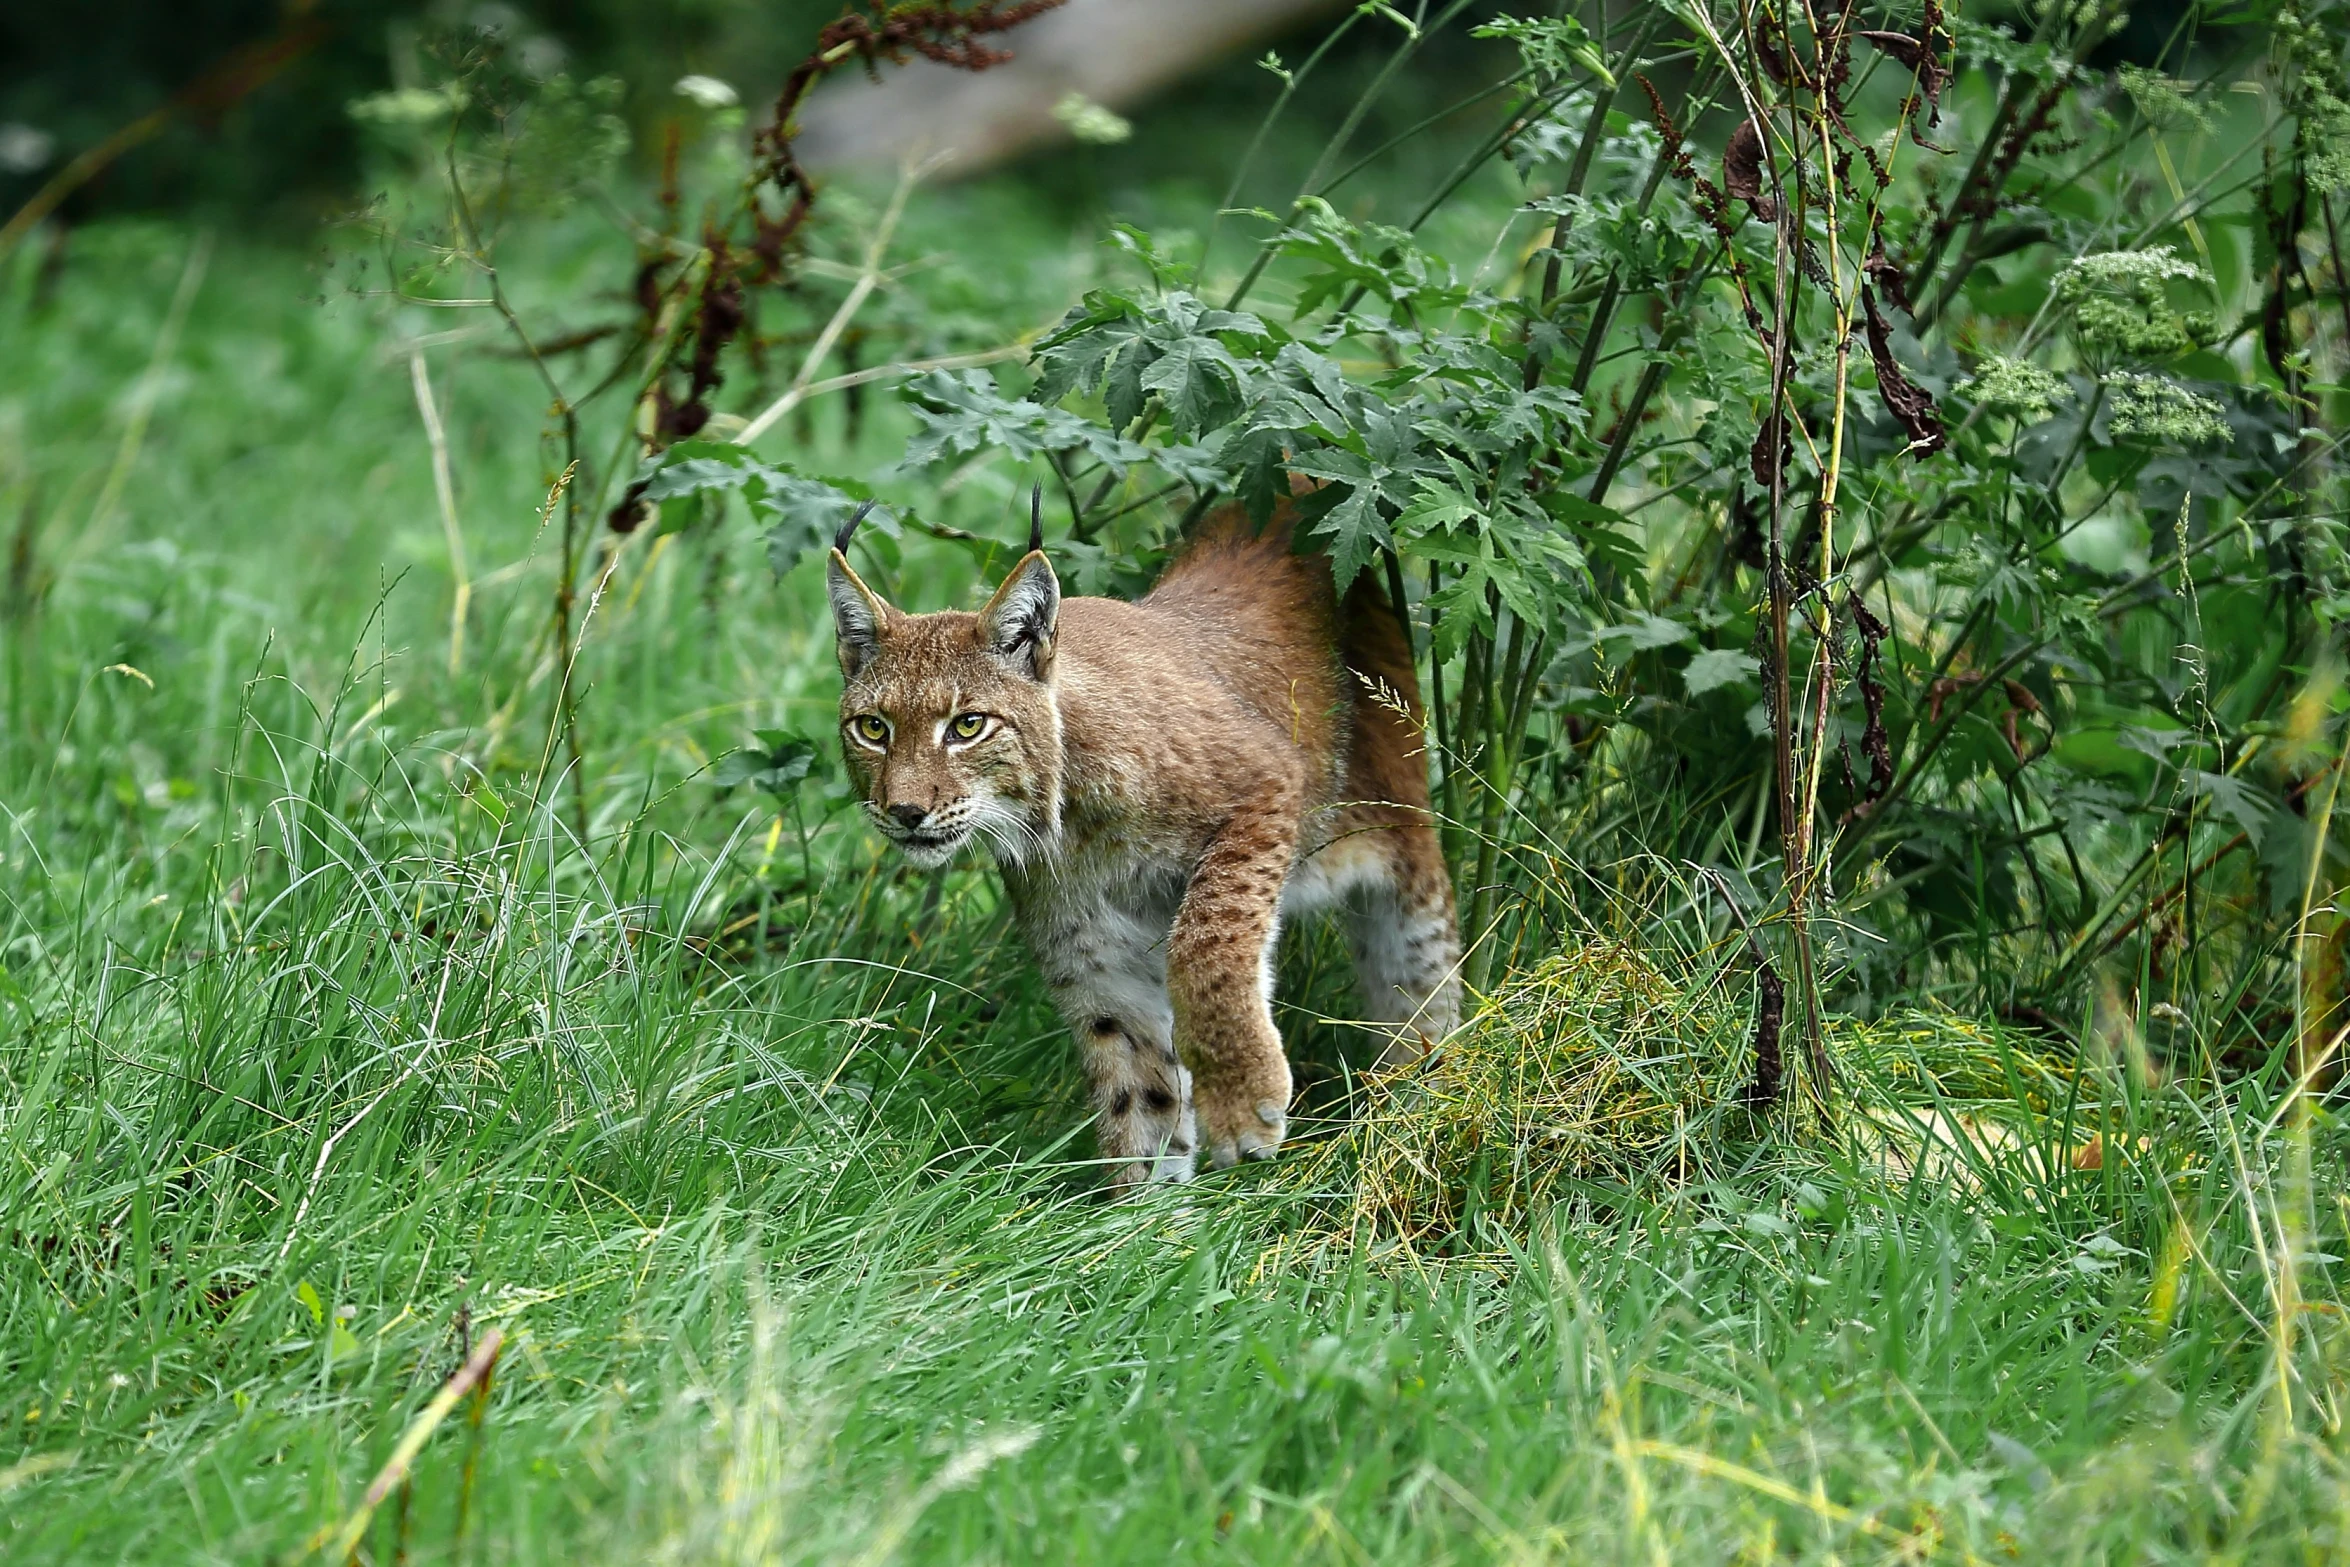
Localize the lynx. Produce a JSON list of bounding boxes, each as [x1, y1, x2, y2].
[[827, 492, 1460, 1189]]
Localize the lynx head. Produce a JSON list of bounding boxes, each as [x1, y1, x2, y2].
[[828, 491, 1063, 868]]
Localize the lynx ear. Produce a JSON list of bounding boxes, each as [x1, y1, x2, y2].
[[978, 549, 1059, 681], [827, 547, 893, 678]]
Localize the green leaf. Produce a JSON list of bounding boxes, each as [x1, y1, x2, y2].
[[1106, 223, 1195, 286], [1538, 490, 1644, 577], [1289, 446, 1376, 487], [1193, 308, 1268, 337], [900, 370, 1137, 470], [1536, 493, 1632, 529], [716, 735, 820, 798], [1472, 14, 1614, 86], [1393, 480, 1479, 537], [1032, 289, 1147, 404], [1683, 648, 1761, 697], [1308, 485, 1394, 593], [629, 440, 871, 576], [1423, 542, 1500, 663], [1137, 334, 1244, 435], [1595, 615, 1694, 651], [1278, 342, 1353, 413], [2183, 769, 2270, 846]]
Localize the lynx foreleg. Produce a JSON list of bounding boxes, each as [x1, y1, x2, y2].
[[1167, 792, 1301, 1167], [1073, 986, 1195, 1193], [1081, 1019, 1196, 1192], [1025, 893, 1196, 1191]]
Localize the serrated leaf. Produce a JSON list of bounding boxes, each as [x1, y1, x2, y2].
[[711, 751, 766, 789], [2118, 725, 2195, 761], [1683, 648, 1761, 696], [1147, 441, 1234, 490], [1424, 549, 1499, 662], [1473, 14, 1612, 85], [630, 441, 869, 576], [716, 736, 819, 797], [2183, 769, 2270, 846], [1106, 223, 1195, 286], [1032, 289, 1147, 403], [1138, 335, 1244, 435], [1277, 342, 1353, 413], [1289, 446, 1376, 486], [1193, 309, 1268, 337], [1541, 492, 1634, 529], [1103, 342, 1153, 433], [1536, 490, 1644, 580], [1307, 485, 1393, 593], [638, 453, 755, 502], [1598, 614, 1695, 651], [1393, 480, 1479, 537]]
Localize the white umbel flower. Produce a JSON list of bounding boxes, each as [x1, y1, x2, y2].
[[1053, 93, 1132, 145], [675, 75, 740, 109], [0, 123, 54, 173]]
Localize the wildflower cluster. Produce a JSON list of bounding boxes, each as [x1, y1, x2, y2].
[[2278, 5, 2350, 193], [1964, 356, 2072, 425], [2102, 370, 2231, 447], [2118, 66, 2212, 134], [1053, 93, 1133, 145], [2054, 247, 2215, 363]]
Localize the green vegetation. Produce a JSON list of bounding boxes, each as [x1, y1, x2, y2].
[[4, 3, 2348, 1561]]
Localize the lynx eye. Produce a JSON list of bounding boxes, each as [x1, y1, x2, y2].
[[850, 714, 889, 745], [948, 713, 988, 741]]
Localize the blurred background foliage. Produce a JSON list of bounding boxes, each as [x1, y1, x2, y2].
[[0, 0, 1508, 223], [0, 0, 2208, 226]]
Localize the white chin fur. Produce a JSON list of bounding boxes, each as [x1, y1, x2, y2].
[[892, 834, 965, 869]]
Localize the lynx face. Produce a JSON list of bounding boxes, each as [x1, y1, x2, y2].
[[829, 543, 1063, 869]]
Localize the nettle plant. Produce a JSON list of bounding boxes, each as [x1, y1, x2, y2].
[[637, 1, 2349, 1095]]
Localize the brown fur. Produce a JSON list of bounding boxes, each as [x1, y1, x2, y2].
[[828, 507, 1459, 1189]]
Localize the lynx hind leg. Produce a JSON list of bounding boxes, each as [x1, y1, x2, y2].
[[1334, 572, 1461, 1068], [1344, 825, 1462, 1069], [1079, 1015, 1197, 1191]]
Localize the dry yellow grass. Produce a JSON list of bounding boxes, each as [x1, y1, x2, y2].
[[1287, 939, 2085, 1246]]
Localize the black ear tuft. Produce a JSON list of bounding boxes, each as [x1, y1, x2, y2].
[[977, 550, 1060, 681], [1028, 483, 1044, 557], [835, 499, 878, 557]]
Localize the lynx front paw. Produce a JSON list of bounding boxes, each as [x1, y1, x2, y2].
[[1199, 1090, 1288, 1168]]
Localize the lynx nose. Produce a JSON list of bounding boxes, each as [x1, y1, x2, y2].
[[886, 803, 929, 830]]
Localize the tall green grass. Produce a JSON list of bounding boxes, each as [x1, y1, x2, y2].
[[1, 211, 2345, 1565]]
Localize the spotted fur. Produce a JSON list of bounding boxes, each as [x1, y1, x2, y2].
[[828, 505, 1460, 1190]]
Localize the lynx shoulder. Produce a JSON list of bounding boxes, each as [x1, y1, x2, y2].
[[828, 494, 1458, 1190]]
